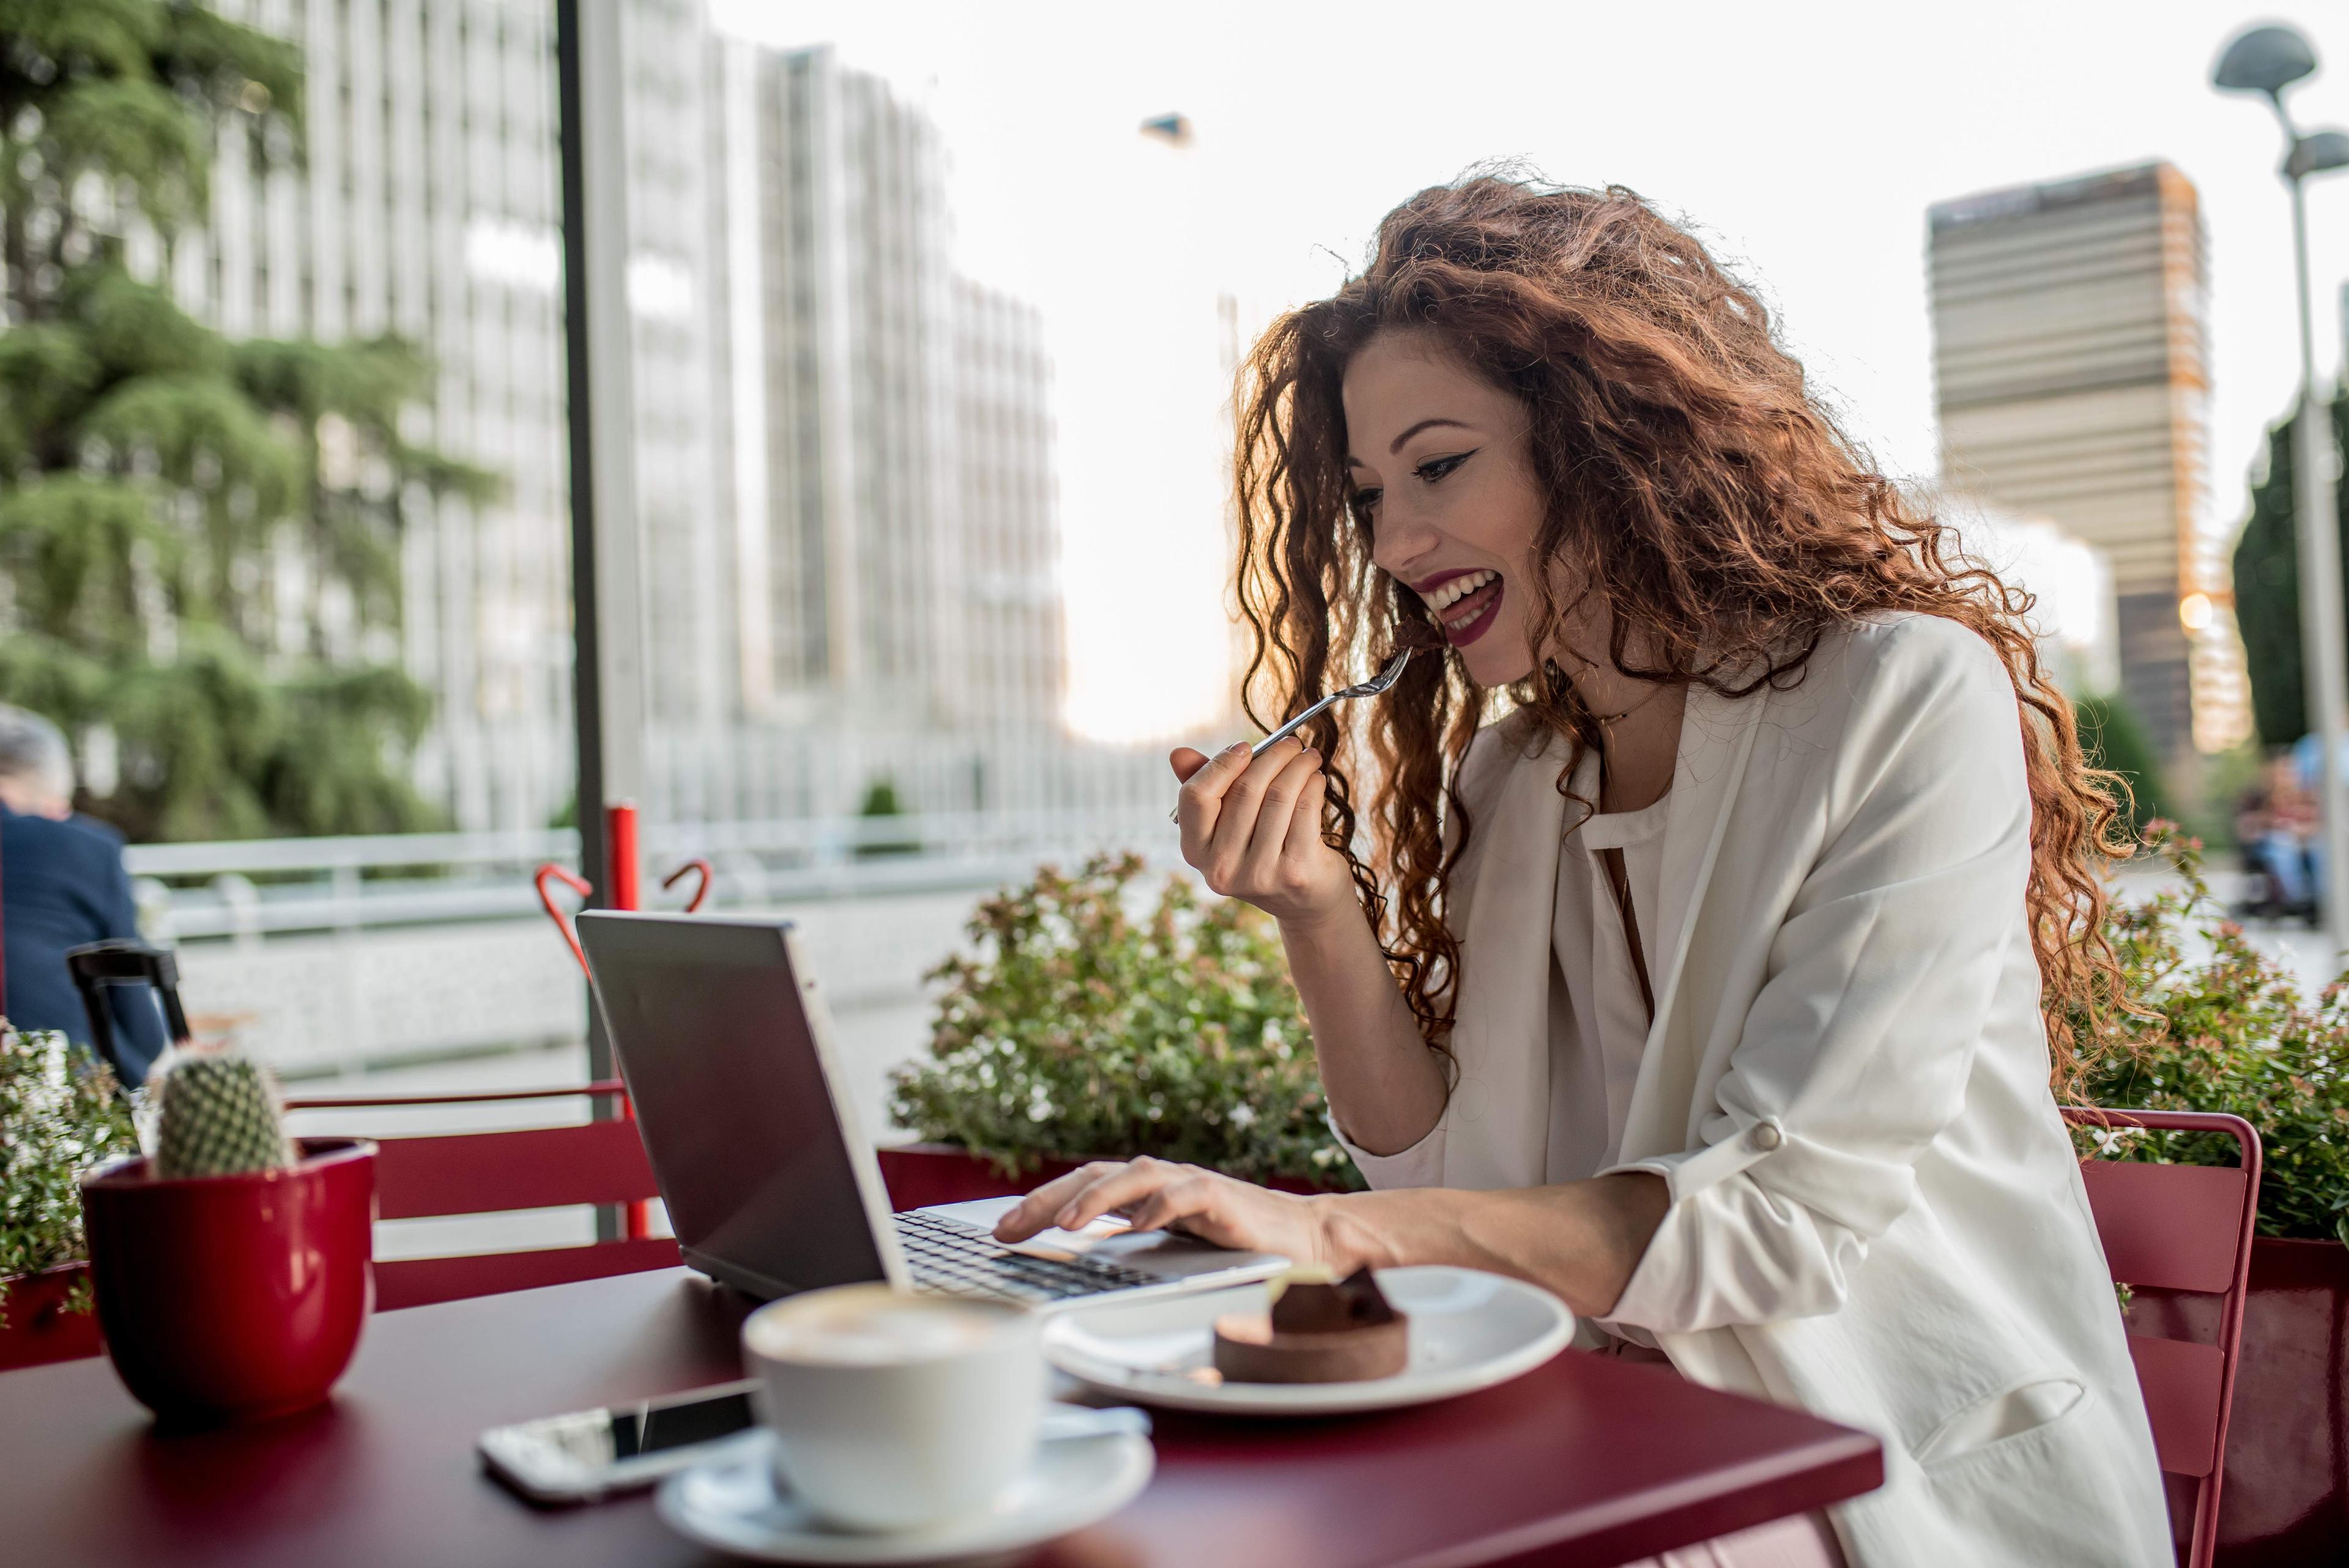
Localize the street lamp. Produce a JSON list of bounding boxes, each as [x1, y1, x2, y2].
[[2215, 24, 2349, 950]]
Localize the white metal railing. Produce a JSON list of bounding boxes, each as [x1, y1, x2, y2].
[[126, 808, 1176, 942]]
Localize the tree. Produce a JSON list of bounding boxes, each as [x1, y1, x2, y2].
[[2231, 386, 2349, 749], [0, 0, 494, 840], [2076, 692, 2166, 835]]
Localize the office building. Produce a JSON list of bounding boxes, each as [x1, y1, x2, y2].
[[189, 0, 721, 831], [177, 5, 1108, 831], [949, 277, 1066, 736], [1928, 162, 2250, 762], [1940, 496, 2120, 697], [716, 42, 959, 724], [703, 41, 1088, 817]]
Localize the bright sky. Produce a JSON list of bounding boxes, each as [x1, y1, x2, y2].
[[711, 0, 2349, 745]]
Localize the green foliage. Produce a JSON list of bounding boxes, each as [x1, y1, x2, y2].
[[2075, 828, 2349, 1242], [902, 839, 2349, 1224], [0, 0, 303, 232], [2232, 387, 2349, 748], [0, 1024, 137, 1322], [0, 0, 478, 840], [855, 776, 919, 858], [2076, 692, 2167, 836], [2183, 742, 2264, 855], [889, 853, 1363, 1187], [261, 662, 437, 837]]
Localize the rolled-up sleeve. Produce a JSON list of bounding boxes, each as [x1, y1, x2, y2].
[[1600, 623, 2030, 1335], [1330, 1113, 1446, 1190]]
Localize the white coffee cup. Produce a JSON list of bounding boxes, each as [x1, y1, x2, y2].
[[741, 1284, 1045, 1533]]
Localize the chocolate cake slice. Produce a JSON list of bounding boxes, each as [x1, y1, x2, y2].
[[1212, 1267, 1411, 1383]]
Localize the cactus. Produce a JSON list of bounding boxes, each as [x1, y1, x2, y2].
[[150, 1051, 291, 1180]]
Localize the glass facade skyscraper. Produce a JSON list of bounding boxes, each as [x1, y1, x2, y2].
[[1928, 161, 2250, 762], [183, 2, 1111, 832]]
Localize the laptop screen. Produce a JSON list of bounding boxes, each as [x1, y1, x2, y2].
[[576, 912, 898, 1299]]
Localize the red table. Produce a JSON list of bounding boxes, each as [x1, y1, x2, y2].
[[0, 1268, 1881, 1568]]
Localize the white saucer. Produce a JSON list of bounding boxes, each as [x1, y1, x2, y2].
[[655, 1425, 1154, 1564], [1042, 1265, 1573, 1416]]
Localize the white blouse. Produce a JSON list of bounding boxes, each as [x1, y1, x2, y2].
[[1344, 749, 1671, 1194], [1548, 774, 1672, 1182]]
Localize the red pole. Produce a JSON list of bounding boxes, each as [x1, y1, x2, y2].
[[605, 801, 640, 912], [603, 801, 653, 1240]]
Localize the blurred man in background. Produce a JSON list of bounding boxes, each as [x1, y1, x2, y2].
[[2240, 750, 2321, 924], [0, 706, 167, 1084]]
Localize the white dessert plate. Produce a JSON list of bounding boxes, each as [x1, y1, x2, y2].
[[656, 1425, 1153, 1564], [1042, 1265, 1574, 1416]]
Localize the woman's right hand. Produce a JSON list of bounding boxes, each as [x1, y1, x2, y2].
[[1170, 738, 1356, 926]]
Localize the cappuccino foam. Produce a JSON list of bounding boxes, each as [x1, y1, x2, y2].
[[746, 1288, 1015, 1366]]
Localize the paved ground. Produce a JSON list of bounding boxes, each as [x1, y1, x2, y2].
[[2237, 912, 2341, 992], [2120, 863, 2344, 994]]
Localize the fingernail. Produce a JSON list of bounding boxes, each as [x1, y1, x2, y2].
[[1303, 748, 1320, 762], [1055, 1205, 1080, 1228], [1223, 742, 1250, 757]]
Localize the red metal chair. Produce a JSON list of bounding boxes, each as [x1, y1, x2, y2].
[[2064, 1106, 2261, 1568], [281, 1080, 679, 1311], [0, 1082, 675, 1370]]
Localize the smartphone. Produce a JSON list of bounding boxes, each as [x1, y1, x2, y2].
[[478, 1379, 761, 1503]]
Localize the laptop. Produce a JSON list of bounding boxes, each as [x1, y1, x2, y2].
[[575, 910, 1290, 1310]]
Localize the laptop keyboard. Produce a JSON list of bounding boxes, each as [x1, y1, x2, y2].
[[893, 1209, 1159, 1305]]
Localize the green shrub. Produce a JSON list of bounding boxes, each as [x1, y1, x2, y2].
[[889, 852, 1362, 1187], [0, 1024, 138, 1323], [855, 776, 921, 858], [2074, 827, 2349, 1241], [897, 831, 2349, 1236], [2076, 693, 2167, 836]]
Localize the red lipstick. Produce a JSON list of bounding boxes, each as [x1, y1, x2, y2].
[[1440, 578, 1503, 647]]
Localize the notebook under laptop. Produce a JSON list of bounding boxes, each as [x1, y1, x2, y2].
[[576, 910, 1290, 1310]]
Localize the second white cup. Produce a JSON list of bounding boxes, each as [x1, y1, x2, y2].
[[741, 1284, 1045, 1533]]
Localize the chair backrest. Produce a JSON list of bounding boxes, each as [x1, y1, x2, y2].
[[2063, 1107, 2260, 1568], [282, 1081, 679, 1310]]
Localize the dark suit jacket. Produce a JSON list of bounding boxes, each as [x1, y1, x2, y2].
[[1, 806, 168, 1085]]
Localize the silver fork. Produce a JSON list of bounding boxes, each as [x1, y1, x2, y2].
[[1247, 647, 1414, 757], [1170, 648, 1414, 822]]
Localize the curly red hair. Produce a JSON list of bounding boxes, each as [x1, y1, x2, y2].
[[1231, 174, 2133, 1093]]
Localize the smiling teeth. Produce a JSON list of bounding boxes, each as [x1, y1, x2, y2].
[[1422, 570, 1498, 615]]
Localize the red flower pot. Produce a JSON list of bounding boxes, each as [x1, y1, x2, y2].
[[0, 1261, 102, 1372], [80, 1137, 376, 1425]]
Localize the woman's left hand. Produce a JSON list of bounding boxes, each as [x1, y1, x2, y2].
[[991, 1157, 1337, 1267]]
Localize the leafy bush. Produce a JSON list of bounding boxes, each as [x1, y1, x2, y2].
[[889, 853, 1362, 1187], [2076, 828, 2349, 1242], [855, 776, 920, 858], [0, 1024, 138, 1322], [2075, 693, 2167, 836], [897, 831, 2349, 1236]]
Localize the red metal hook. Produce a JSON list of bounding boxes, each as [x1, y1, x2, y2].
[[536, 851, 711, 981], [662, 858, 714, 913], [533, 863, 595, 979]]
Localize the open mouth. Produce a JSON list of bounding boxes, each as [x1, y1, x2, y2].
[[1420, 569, 1504, 648]]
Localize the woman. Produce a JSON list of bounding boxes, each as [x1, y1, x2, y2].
[[995, 177, 2169, 1567]]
